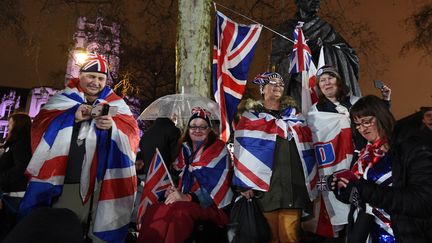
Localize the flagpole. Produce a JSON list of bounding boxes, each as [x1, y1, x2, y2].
[[214, 2, 295, 44], [156, 148, 175, 187]]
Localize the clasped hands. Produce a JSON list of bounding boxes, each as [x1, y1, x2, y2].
[[74, 104, 113, 130], [164, 186, 191, 204]]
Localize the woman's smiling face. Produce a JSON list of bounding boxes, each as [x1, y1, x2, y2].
[[188, 118, 210, 143]]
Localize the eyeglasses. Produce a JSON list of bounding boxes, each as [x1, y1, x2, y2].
[[189, 125, 208, 131], [353, 117, 375, 130], [268, 80, 285, 87]]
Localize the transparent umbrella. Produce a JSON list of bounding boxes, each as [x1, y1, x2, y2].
[[138, 93, 220, 128]]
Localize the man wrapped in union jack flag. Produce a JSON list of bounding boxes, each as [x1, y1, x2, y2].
[[138, 107, 233, 243], [19, 52, 139, 243], [233, 72, 317, 243]]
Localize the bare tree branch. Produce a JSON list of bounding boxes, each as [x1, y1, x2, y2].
[[402, 3, 432, 61]]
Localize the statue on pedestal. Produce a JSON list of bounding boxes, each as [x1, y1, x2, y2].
[[271, 0, 361, 105]]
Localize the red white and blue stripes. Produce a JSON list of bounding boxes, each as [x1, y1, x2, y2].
[[20, 78, 139, 243], [136, 148, 172, 230], [213, 10, 262, 142], [306, 111, 354, 237], [173, 139, 233, 208], [233, 106, 318, 201]]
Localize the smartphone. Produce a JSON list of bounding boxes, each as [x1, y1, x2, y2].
[[374, 80, 384, 89], [334, 169, 358, 181], [91, 104, 118, 117]]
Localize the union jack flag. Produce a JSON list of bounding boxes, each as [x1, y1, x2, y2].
[[20, 78, 139, 243], [213, 10, 262, 142], [233, 106, 318, 201], [173, 139, 233, 208], [136, 148, 172, 229], [81, 52, 109, 74], [289, 24, 313, 74], [305, 111, 354, 237]]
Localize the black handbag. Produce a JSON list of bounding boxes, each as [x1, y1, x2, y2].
[[227, 196, 271, 243]]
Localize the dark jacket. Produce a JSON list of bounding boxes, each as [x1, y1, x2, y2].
[[0, 135, 31, 192], [355, 133, 432, 242], [139, 118, 181, 174]]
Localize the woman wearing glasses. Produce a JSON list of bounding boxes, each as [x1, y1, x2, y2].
[[306, 66, 391, 238], [137, 107, 232, 243], [233, 72, 315, 243], [339, 95, 395, 243], [333, 95, 432, 242]]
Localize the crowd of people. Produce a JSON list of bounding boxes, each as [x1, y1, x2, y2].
[[0, 53, 431, 243]]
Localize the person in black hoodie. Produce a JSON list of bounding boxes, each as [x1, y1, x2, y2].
[[139, 116, 181, 175], [0, 112, 32, 240]]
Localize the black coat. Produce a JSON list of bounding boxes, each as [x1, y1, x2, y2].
[[0, 135, 31, 192], [355, 133, 432, 242], [139, 118, 181, 174]]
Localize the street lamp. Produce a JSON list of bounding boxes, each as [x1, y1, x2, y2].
[[74, 47, 88, 66]]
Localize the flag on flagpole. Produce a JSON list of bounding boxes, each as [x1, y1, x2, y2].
[[213, 10, 262, 142], [288, 24, 318, 114], [136, 148, 173, 230], [301, 46, 325, 114], [289, 24, 313, 74]]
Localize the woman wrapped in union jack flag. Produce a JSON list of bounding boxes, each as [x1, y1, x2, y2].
[[306, 66, 393, 239], [233, 71, 317, 243], [331, 95, 432, 242], [137, 107, 233, 243]]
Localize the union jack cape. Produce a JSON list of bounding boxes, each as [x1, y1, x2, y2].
[[213, 10, 262, 142], [304, 111, 353, 237], [20, 78, 139, 243], [136, 148, 173, 230], [173, 139, 233, 208], [233, 99, 318, 201]]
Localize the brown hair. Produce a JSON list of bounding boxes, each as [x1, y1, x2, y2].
[[7, 112, 32, 142], [350, 95, 395, 142], [316, 72, 349, 104], [177, 127, 217, 153]]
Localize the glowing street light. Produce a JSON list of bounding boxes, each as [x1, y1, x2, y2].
[[74, 48, 88, 66]]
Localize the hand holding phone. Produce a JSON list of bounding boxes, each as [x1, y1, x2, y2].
[[91, 104, 118, 117], [374, 80, 384, 90], [334, 169, 359, 182], [374, 80, 391, 101]]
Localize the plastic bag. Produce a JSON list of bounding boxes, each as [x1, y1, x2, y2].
[[227, 196, 271, 243]]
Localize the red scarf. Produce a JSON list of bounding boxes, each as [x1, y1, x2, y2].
[[352, 138, 387, 176]]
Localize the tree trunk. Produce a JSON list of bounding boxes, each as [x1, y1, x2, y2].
[[176, 0, 212, 97]]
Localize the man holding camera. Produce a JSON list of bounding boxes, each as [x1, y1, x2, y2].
[[20, 53, 139, 243]]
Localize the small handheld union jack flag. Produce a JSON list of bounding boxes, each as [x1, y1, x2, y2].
[[136, 148, 173, 230]]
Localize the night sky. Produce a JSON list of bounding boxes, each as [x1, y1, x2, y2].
[[0, 0, 430, 119]]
